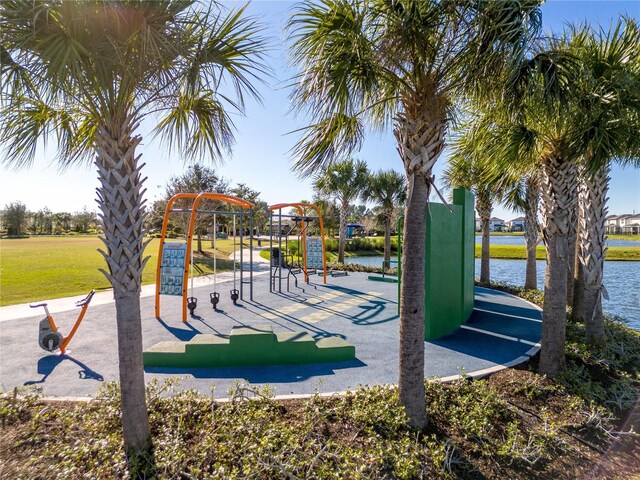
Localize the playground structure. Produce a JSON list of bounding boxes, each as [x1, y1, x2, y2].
[[155, 192, 254, 323], [367, 188, 475, 340], [30, 290, 95, 354], [268, 203, 327, 292]]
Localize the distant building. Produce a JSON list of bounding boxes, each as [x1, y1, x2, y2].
[[489, 217, 505, 232], [346, 223, 364, 239], [474, 217, 507, 232], [506, 216, 526, 232], [605, 214, 640, 234]]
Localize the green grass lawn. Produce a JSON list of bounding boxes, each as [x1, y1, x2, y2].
[[475, 244, 640, 261], [0, 236, 243, 306]]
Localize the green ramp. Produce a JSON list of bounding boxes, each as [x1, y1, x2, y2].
[[144, 325, 355, 368]]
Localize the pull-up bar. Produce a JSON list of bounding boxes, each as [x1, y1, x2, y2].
[[155, 192, 254, 323], [268, 203, 327, 290]]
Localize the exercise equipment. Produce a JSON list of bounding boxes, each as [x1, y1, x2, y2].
[[268, 203, 327, 293], [210, 292, 220, 309], [210, 213, 221, 310], [155, 192, 254, 323], [30, 290, 95, 354], [187, 297, 198, 316]]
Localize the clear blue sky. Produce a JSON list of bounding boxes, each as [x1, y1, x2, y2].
[[1, 0, 639, 220]]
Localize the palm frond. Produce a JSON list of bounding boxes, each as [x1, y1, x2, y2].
[[291, 113, 364, 177]]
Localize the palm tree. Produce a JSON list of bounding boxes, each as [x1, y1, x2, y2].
[[569, 19, 640, 344], [0, 0, 268, 461], [494, 23, 638, 374], [363, 170, 406, 266], [507, 173, 541, 290], [288, 0, 541, 427], [497, 67, 581, 377], [449, 112, 543, 290], [313, 158, 369, 263]]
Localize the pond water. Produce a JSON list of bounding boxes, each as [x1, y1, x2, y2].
[[476, 235, 640, 247], [345, 255, 640, 330]]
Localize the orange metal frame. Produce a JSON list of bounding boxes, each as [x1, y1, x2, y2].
[[155, 192, 254, 323], [268, 203, 327, 284]]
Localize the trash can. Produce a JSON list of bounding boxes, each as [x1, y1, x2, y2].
[[271, 248, 281, 266]]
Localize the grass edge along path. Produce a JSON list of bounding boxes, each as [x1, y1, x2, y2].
[[1, 286, 638, 478]]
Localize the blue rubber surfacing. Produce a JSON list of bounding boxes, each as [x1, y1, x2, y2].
[[0, 273, 541, 398]]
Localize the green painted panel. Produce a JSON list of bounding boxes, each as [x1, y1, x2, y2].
[[425, 203, 464, 339], [143, 326, 355, 368], [422, 189, 475, 340], [454, 188, 475, 322]]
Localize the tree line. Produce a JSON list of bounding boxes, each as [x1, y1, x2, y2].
[[0, 202, 98, 236]]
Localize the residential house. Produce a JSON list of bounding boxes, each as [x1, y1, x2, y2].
[[621, 214, 640, 234], [605, 215, 621, 234], [605, 214, 640, 234], [489, 217, 505, 232], [506, 216, 526, 232]]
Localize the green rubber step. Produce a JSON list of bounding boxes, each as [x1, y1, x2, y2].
[[144, 325, 355, 368]]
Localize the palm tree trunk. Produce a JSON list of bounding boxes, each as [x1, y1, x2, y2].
[[566, 169, 579, 306], [338, 200, 348, 263], [524, 176, 539, 290], [476, 191, 492, 285], [384, 214, 392, 265], [539, 155, 577, 377], [573, 163, 609, 345], [394, 110, 446, 429], [95, 117, 151, 455], [399, 176, 429, 428]]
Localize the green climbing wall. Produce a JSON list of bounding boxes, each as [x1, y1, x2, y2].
[[424, 189, 475, 340]]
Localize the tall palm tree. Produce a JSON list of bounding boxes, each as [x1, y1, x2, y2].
[[494, 23, 639, 374], [288, 0, 541, 427], [363, 170, 406, 265], [444, 153, 492, 285], [569, 18, 640, 344], [313, 158, 369, 263], [0, 0, 268, 460]]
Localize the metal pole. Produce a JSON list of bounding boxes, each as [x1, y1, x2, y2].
[[278, 209, 283, 293], [269, 210, 273, 293], [240, 209, 244, 300], [213, 214, 217, 293], [233, 215, 237, 293], [249, 208, 254, 301]]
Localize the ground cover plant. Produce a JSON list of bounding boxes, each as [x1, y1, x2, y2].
[[2, 288, 638, 479], [0, 237, 241, 305]]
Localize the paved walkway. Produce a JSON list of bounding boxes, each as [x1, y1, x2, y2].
[[0, 271, 541, 399]]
